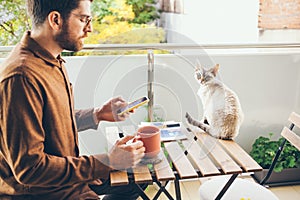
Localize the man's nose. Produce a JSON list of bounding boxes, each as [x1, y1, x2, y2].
[[85, 22, 93, 33]]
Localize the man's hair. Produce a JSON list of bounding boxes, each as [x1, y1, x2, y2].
[[26, 0, 92, 27]]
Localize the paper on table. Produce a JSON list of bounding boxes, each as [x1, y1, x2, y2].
[[139, 121, 188, 142]]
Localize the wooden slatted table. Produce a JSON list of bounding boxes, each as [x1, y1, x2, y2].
[[105, 126, 262, 200]]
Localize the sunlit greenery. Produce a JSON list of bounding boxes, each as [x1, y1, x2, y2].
[[0, 0, 165, 47], [126, 0, 159, 24], [0, 0, 30, 46], [87, 0, 165, 45]]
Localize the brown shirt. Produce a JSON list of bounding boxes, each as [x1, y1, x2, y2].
[[0, 32, 111, 199]]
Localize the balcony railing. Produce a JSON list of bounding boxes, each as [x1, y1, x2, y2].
[[1, 43, 300, 152], [2, 43, 300, 53]]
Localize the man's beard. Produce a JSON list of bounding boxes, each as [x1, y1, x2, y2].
[[54, 23, 83, 52]]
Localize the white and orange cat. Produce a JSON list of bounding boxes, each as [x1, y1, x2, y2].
[[186, 64, 244, 140]]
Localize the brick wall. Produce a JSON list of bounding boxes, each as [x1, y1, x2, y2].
[[258, 0, 300, 29]]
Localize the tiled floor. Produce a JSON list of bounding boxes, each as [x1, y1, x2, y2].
[[139, 175, 300, 200], [269, 185, 300, 200]]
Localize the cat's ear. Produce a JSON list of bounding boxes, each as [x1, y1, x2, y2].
[[212, 64, 220, 76], [196, 60, 205, 75], [195, 60, 201, 70]]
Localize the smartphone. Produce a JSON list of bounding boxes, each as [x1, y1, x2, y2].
[[117, 96, 149, 115]]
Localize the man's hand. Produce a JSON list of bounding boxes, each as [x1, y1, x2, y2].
[[95, 96, 131, 122], [108, 135, 145, 170]]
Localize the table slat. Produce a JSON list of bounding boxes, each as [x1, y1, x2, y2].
[[110, 171, 129, 186], [153, 151, 176, 181], [195, 133, 242, 174], [164, 142, 198, 179], [132, 165, 153, 184], [218, 139, 262, 172], [182, 140, 221, 176]]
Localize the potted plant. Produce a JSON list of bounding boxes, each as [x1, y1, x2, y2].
[[250, 133, 300, 186]]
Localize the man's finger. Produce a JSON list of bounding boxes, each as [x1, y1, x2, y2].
[[116, 135, 135, 145], [124, 140, 144, 149], [112, 96, 126, 103]]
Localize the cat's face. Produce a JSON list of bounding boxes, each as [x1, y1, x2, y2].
[[194, 64, 219, 85]]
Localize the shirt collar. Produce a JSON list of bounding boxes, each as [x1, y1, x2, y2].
[[20, 31, 65, 67]]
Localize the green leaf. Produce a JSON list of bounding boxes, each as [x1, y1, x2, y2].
[[250, 133, 300, 172]]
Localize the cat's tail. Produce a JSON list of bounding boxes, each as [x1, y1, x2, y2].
[[185, 112, 210, 133]]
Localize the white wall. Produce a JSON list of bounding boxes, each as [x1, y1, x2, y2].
[[162, 0, 300, 44], [163, 0, 259, 44], [63, 50, 300, 153]]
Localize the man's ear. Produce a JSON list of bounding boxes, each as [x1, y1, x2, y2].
[[48, 11, 62, 30]]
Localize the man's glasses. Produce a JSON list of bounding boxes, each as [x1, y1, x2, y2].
[[71, 13, 92, 26]]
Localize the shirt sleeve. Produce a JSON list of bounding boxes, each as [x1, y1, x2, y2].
[[0, 74, 111, 187], [75, 109, 99, 131]]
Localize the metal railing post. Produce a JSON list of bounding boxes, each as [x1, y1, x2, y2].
[[147, 50, 154, 122]]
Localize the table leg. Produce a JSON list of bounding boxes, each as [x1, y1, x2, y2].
[[174, 179, 181, 200], [153, 180, 175, 200], [215, 173, 239, 200], [132, 183, 150, 200], [152, 181, 165, 200]]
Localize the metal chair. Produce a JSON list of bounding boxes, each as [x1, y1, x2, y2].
[[260, 112, 300, 185]]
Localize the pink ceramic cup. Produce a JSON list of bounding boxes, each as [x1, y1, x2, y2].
[[137, 125, 161, 158]]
